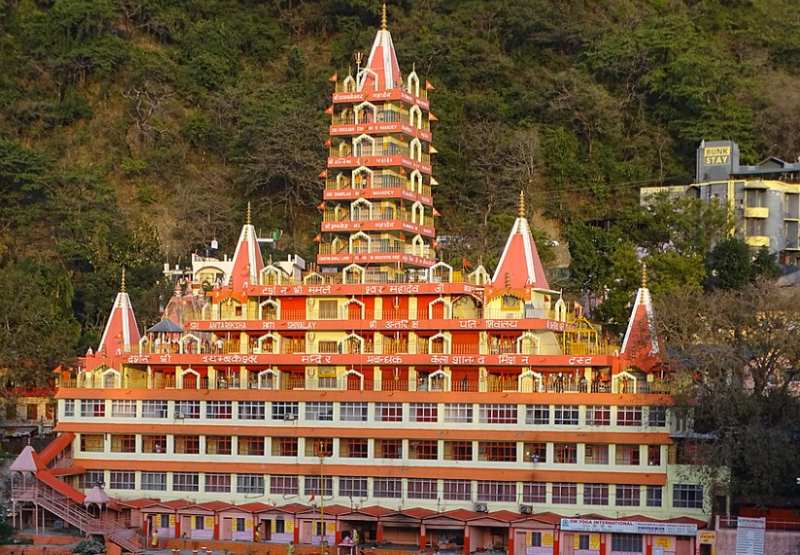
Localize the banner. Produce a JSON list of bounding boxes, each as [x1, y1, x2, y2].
[[735, 517, 765, 555], [560, 518, 697, 537]]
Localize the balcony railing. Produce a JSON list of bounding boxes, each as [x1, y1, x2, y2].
[[331, 145, 431, 165]]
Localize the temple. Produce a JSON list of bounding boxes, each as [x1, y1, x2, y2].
[[9, 6, 710, 555]]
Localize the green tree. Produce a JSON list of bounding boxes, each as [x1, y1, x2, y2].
[[705, 237, 751, 290]]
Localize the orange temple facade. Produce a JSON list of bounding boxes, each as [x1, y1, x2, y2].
[[10, 8, 710, 555]]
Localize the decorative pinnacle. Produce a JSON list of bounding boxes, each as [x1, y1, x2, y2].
[[354, 51, 364, 69], [120, 267, 127, 293], [246, 201, 252, 225], [381, 2, 388, 30], [518, 190, 526, 218], [641, 262, 648, 289]]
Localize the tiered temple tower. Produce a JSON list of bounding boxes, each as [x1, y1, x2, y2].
[[9, 6, 713, 555], [320, 4, 437, 283]]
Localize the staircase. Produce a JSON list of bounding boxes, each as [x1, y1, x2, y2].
[[13, 484, 142, 553]]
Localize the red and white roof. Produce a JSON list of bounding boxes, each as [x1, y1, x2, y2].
[[227, 222, 265, 289], [621, 278, 660, 370], [98, 279, 140, 355], [358, 26, 402, 92], [492, 210, 549, 290]]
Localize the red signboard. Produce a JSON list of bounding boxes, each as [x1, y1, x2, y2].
[[331, 89, 430, 111], [323, 188, 433, 205], [321, 219, 435, 237], [185, 318, 571, 333], [327, 155, 431, 174]]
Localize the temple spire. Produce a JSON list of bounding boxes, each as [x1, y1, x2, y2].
[[120, 267, 126, 293], [518, 190, 525, 219], [641, 261, 648, 289], [381, 2, 387, 30], [246, 201, 252, 225]]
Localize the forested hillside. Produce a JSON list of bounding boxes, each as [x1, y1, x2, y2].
[[1, 0, 799, 376]]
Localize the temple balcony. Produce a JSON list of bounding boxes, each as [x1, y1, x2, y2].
[[322, 209, 435, 227]]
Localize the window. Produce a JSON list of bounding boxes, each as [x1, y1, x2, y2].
[[554, 443, 577, 464], [80, 434, 104, 452], [173, 472, 199, 492], [142, 400, 168, 418], [305, 401, 334, 421], [205, 473, 231, 493], [81, 399, 105, 417], [586, 405, 610, 426], [340, 438, 368, 458], [477, 481, 515, 502], [373, 478, 402, 498], [239, 401, 266, 420], [64, 400, 75, 417], [111, 400, 135, 418], [339, 477, 368, 498], [410, 403, 438, 422], [522, 482, 546, 503], [648, 445, 662, 466], [615, 445, 641, 465], [318, 300, 338, 319], [647, 486, 663, 507], [274, 519, 286, 534], [616, 485, 640, 506], [478, 441, 516, 462], [206, 401, 232, 419], [617, 406, 642, 426], [611, 534, 642, 552], [479, 404, 517, 424], [272, 437, 298, 457], [673, 484, 704, 508], [522, 442, 546, 463], [410, 440, 438, 460], [237, 474, 264, 494], [408, 479, 437, 499], [271, 475, 298, 495], [174, 435, 200, 454], [443, 403, 473, 423], [236, 518, 246, 533], [585, 444, 609, 465], [529, 533, 542, 547], [375, 402, 403, 422], [443, 480, 471, 501], [304, 476, 333, 496], [238, 436, 265, 456], [649, 406, 667, 427], [110, 434, 135, 453], [525, 404, 550, 425], [554, 405, 579, 425], [340, 402, 368, 422], [175, 400, 200, 419], [552, 483, 577, 504], [584, 484, 608, 505], [272, 402, 299, 421], [444, 441, 472, 461], [577, 535, 590, 550], [79, 470, 105, 489], [141, 472, 166, 491], [109, 471, 135, 490], [376, 439, 402, 459], [206, 435, 232, 455], [306, 438, 334, 457], [194, 516, 205, 530]]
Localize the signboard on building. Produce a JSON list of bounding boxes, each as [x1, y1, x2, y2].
[[560, 518, 698, 537], [696, 530, 716, 555], [735, 517, 765, 555]]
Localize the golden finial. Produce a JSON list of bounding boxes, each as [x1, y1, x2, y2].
[[246, 201, 252, 225], [381, 2, 388, 30], [354, 51, 364, 70], [518, 190, 526, 218], [120, 267, 127, 293], [641, 262, 648, 289]]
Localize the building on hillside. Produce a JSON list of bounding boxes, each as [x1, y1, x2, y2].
[[640, 140, 800, 265], [10, 6, 713, 555]]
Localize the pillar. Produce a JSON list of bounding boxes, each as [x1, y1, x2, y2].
[[335, 521, 342, 545], [293, 519, 300, 544], [552, 530, 559, 555], [463, 527, 470, 555], [213, 515, 219, 540], [645, 535, 653, 555], [175, 514, 181, 539], [419, 524, 427, 550], [376, 523, 384, 543], [507, 527, 514, 555], [599, 534, 606, 555]]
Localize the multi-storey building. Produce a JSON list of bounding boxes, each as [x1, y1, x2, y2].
[[641, 139, 800, 265], [10, 7, 710, 555]]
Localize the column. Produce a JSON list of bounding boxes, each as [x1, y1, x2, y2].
[[463, 527, 469, 555], [507, 527, 514, 555], [419, 524, 426, 550]]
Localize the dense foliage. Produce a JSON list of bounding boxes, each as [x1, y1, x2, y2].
[[2, 0, 799, 376]]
